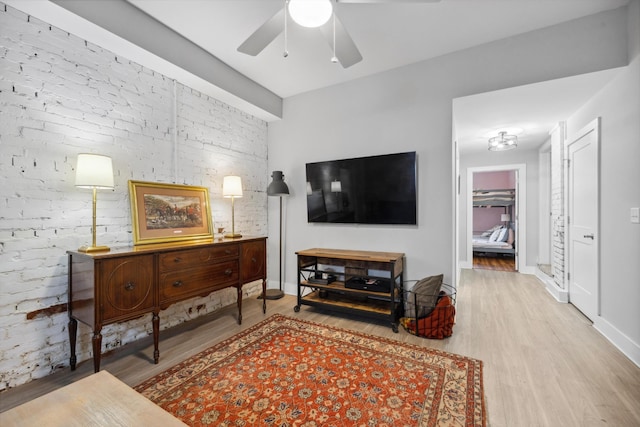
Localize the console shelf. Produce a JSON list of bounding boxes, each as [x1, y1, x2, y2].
[[295, 248, 405, 332]]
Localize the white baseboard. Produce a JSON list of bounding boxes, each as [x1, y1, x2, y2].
[[519, 265, 536, 275], [535, 268, 568, 303], [594, 317, 640, 368], [459, 261, 472, 270]]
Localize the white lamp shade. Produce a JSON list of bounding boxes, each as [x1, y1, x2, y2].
[[331, 180, 342, 192], [288, 0, 333, 28], [75, 154, 114, 189], [501, 214, 511, 222], [223, 175, 243, 198]]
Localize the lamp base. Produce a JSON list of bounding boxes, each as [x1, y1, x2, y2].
[[224, 233, 242, 238], [78, 245, 110, 253], [259, 288, 285, 300]]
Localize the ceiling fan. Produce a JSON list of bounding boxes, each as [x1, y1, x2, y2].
[[238, 0, 441, 68]]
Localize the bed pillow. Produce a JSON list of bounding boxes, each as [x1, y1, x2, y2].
[[507, 228, 515, 245], [407, 274, 444, 318], [482, 224, 502, 237], [489, 228, 502, 242], [498, 227, 509, 242]]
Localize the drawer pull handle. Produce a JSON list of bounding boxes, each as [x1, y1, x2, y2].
[[173, 280, 183, 288], [174, 257, 182, 263], [224, 268, 233, 276], [251, 257, 256, 263], [225, 249, 231, 255], [124, 282, 135, 291]]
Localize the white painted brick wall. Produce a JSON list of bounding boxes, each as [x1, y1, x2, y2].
[[0, 3, 268, 390], [550, 124, 565, 288]]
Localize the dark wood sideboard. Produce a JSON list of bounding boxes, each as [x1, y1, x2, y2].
[[67, 236, 267, 372]]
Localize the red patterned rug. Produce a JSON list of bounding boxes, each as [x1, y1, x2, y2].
[[135, 314, 485, 426]]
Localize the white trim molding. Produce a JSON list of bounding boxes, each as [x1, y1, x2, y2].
[[594, 317, 640, 368]]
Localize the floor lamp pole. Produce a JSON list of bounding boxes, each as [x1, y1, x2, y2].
[[264, 195, 285, 299]]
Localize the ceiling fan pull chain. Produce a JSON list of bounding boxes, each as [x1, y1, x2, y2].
[[331, 9, 338, 63], [284, 0, 289, 58]]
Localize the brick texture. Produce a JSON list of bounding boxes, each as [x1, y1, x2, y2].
[[550, 124, 565, 288], [0, 3, 268, 389]]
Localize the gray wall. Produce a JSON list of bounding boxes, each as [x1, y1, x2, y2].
[[267, 4, 639, 365], [268, 6, 629, 287]]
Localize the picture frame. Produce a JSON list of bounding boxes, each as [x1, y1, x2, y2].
[[129, 180, 213, 245]]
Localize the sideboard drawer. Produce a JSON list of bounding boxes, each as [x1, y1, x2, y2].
[[158, 245, 239, 273], [159, 260, 239, 302]]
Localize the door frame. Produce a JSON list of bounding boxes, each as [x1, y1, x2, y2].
[[466, 164, 527, 272], [565, 117, 601, 318]]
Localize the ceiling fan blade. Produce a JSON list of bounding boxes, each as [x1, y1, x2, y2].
[[320, 15, 362, 68], [238, 8, 285, 56]]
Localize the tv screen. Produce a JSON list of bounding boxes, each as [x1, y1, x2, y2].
[[305, 151, 417, 225]]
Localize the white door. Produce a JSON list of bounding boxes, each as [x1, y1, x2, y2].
[[567, 118, 599, 321]]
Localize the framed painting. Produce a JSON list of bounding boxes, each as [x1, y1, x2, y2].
[[129, 180, 213, 245]]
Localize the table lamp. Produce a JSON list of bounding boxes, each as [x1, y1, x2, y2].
[[75, 153, 114, 252], [223, 175, 243, 238]]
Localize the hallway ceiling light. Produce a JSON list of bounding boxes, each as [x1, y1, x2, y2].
[[488, 131, 518, 151]]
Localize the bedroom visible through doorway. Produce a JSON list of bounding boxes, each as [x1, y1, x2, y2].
[[472, 170, 517, 272]]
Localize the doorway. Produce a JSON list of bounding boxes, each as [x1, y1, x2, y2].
[[466, 164, 527, 273]]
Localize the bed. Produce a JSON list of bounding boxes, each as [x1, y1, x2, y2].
[[472, 189, 515, 207], [472, 231, 515, 255]]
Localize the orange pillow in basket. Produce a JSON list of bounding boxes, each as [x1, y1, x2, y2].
[[401, 295, 455, 339]]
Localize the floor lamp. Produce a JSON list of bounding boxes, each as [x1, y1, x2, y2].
[[265, 171, 289, 300]]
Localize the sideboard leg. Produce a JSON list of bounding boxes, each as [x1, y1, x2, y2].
[[92, 331, 102, 373], [237, 287, 243, 325], [152, 312, 160, 364], [68, 318, 77, 370], [262, 278, 267, 314]]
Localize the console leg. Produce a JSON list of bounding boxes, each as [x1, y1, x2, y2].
[[262, 279, 267, 314], [92, 330, 102, 373], [68, 318, 77, 371], [152, 312, 160, 364], [237, 286, 243, 325]]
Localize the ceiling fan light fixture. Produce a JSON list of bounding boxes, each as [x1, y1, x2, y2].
[[488, 131, 518, 151], [288, 0, 333, 28]]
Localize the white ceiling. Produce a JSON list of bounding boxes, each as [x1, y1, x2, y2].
[[453, 68, 623, 154], [125, 0, 628, 98], [5, 0, 630, 153]]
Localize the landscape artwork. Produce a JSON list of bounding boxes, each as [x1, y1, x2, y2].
[[129, 181, 213, 245]]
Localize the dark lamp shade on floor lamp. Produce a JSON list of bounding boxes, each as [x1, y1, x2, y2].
[[265, 171, 289, 300]]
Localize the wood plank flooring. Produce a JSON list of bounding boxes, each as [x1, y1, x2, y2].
[[1, 269, 639, 426], [473, 254, 516, 271]]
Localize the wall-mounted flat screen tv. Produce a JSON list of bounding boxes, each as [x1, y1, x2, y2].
[[305, 151, 417, 225]]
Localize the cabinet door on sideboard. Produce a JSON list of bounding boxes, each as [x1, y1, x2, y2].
[[241, 240, 266, 283], [99, 255, 155, 323]]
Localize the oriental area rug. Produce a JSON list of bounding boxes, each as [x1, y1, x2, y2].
[[135, 314, 485, 426]]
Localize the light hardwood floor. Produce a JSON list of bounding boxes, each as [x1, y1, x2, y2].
[[1, 269, 639, 426]]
